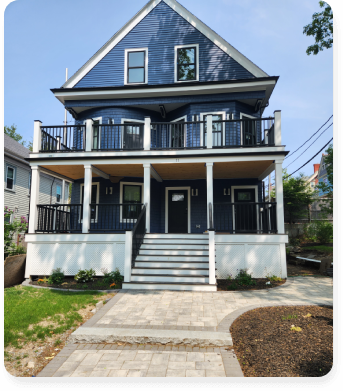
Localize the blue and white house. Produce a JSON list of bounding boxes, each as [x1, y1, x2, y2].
[[25, 0, 288, 291]]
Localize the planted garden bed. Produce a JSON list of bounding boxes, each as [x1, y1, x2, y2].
[[30, 277, 121, 290], [217, 278, 286, 291]]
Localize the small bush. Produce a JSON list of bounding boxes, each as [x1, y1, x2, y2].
[[48, 268, 65, 285], [101, 268, 124, 285], [236, 269, 256, 286], [74, 268, 96, 283], [303, 221, 333, 244], [266, 274, 282, 282]]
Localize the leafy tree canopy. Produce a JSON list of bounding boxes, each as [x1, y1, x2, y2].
[[303, 1, 333, 55], [4, 125, 32, 151], [316, 144, 333, 215]]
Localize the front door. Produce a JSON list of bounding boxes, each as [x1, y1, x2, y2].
[[168, 190, 188, 233], [234, 189, 257, 233], [123, 122, 143, 150]]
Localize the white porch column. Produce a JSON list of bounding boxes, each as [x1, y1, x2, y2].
[[206, 162, 214, 229], [32, 120, 42, 153], [82, 164, 92, 233], [275, 162, 285, 234], [206, 115, 213, 149], [143, 163, 151, 233], [208, 229, 216, 285], [124, 230, 133, 282], [28, 166, 40, 233], [274, 110, 281, 145], [144, 117, 151, 151], [85, 119, 93, 152]]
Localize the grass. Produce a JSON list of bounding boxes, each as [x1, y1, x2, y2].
[[304, 245, 333, 253], [4, 285, 105, 348]]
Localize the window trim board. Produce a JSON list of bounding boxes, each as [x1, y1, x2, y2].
[[174, 44, 199, 83], [119, 181, 144, 223], [5, 164, 16, 191], [200, 111, 226, 147], [124, 48, 149, 85]]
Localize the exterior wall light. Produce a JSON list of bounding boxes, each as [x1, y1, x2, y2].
[[192, 189, 198, 196], [224, 188, 230, 195]]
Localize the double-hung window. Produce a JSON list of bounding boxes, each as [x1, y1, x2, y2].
[[120, 182, 143, 221], [6, 165, 15, 190], [175, 45, 199, 82], [125, 48, 148, 84]]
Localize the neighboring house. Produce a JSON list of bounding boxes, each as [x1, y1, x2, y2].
[[25, 0, 288, 290], [317, 154, 330, 197], [304, 163, 319, 191], [4, 133, 70, 224]]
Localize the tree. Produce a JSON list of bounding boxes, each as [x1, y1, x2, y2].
[[4, 124, 32, 150], [303, 1, 333, 55], [317, 144, 333, 215]]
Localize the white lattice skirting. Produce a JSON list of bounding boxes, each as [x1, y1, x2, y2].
[[215, 235, 288, 279], [25, 234, 126, 278]]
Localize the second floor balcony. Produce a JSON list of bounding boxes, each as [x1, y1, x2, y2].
[[33, 114, 281, 155]]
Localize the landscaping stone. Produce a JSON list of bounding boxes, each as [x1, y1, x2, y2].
[[4, 254, 26, 288]]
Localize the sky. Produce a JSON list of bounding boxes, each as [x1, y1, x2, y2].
[[4, 0, 333, 177]]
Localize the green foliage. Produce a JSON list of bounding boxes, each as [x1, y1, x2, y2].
[[4, 125, 32, 150], [266, 274, 282, 282], [4, 207, 28, 256], [101, 267, 124, 285], [304, 245, 333, 253], [317, 144, 333, 215], [282, 314, 298, 321], [235, 269, 256, 286], [303, 221, 333, 244], [303, 1, 333, 55], [48, 268, 65, 285], [74, 268, 96, 283]]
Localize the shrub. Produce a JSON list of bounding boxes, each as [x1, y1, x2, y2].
[[4, 207, 28, 256], [236, 269, 256, 286], [101, 268, 124, 285], [74, 268, 96, 283], [314, 221, 333, 244], [48, 268, 65, 285]]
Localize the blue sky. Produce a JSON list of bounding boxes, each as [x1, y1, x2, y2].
[[4, 0, 333, 177]]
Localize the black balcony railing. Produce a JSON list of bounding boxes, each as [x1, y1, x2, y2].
[[89, 203, 144, 231], [36, 204, 83, 232], [213, 202, 277, 233], [131, 203, 146, 268], [40, 125, 86, 152], [91, 124, 144, 151]]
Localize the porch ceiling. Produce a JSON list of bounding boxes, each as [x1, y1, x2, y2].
[[213, 160, 273, 179]]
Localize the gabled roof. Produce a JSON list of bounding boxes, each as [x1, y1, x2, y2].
[[63, 0, 268, 89], [4, 133, 30, 164]]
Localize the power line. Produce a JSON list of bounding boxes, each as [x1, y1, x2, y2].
[[285, 115, 333, 160], [284, 138, 333, 180], [285, 122, 332, 168]]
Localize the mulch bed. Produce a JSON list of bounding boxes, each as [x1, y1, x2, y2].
[[217, 278, 286, 291], [30, 277, 121, 290], [230, 305, 333, 377]]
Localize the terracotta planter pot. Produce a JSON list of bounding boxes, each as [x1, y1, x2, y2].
[[4, 254, 26, 288]]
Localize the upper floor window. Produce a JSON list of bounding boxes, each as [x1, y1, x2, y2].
[[6, 165, 15, 191], [125, 48, 148, 85], [175, 44, 199, 82]]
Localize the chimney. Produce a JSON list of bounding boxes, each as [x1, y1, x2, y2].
[[313, 164, 320, 173]]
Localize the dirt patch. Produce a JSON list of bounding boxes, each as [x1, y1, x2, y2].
[[217, 278, 286, 291], [4, 292, 115, 377], [230, 305, 333, 377], [29, 277, 122, 290]]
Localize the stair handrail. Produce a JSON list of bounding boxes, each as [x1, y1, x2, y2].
[[131, 203, 147, 268]]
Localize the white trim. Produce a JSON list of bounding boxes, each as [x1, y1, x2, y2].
[[84, 117, 102, 150], [63, 0, 267, 88], [121, 118, 145, 149], [5, 164, 16, 191], [240, 112, 256, 146], [119, 181, 144, 223], [165, 186, 191, 234], [80, 182, 100, 222], [170, 115, 187, 148], [124, 48, 148, 85], [174, 44, 199, 83], [200, 111, 226, 147], [215, 234, 288, 244], [231, 185, 259, 232]]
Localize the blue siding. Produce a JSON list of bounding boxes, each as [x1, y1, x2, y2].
[[75, 1, 254, 88]]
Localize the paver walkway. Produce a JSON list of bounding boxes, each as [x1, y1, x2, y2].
[[37, 276, 333, 377]]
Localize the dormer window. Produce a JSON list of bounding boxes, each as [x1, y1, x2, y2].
[[125, 48, 148, 85], [175, 44, 199, 82]]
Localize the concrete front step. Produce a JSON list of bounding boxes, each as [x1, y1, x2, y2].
[[132, 267, 209, 276], [135, 261, 209, 268], [145, 234, 207, 239], [122, 281, 217, 292], [143, 239, 209, 245], [141, 244, 209, 250], [136, 255, 208, 262], [140, 249, 209, 256], [131, 274, 209, 283]]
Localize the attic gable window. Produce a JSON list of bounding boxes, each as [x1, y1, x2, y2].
[[175, 44, 199, 82], [125, 48, 148, 85]]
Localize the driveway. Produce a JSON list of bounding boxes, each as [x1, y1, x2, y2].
[[37, 276, 333, 377]]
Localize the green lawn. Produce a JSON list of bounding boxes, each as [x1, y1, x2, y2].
[[4, 286, 105, 348], [304, 245, 333, 253]]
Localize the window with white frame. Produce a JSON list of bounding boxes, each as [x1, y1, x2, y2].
[[121, 118, 144, 149], [240, 113, 257, 146], [84, 118, 102, 150], [200, 112, 225, 147], [56, 185, 62, 203], [125, 48, 148, 84], [6, 165, 15, 190], [175, 45, 199, 82], [120, 182, 143, 221]]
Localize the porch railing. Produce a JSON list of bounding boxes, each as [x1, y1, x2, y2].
[[91, 123, 144, 151], [89, 203, 144, 231], [40, 125, 86, 152], [131, 203, 147, 268], [36, 204, 83, 232], [213, 202, 277, 233], [151, 121, 204, 149]]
